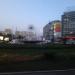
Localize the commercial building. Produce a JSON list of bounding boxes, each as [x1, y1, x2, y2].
[[15, 31, 37, 41], [43, 22, 53, 41], [62, 11, 75, 37], [43, 20, 61, 41]]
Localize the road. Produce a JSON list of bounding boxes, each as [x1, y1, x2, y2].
[[0, 69, 75, 75]]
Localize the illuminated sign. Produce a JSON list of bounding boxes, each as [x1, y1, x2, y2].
[[54, 23, 61, 32]]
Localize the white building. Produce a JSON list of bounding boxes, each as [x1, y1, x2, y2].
[[15, 31, 37, 41]]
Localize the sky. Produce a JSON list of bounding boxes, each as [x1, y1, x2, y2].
[[0, 0, 75, 35]]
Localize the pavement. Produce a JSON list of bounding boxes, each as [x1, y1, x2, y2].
[[0, 69, 75, 75]]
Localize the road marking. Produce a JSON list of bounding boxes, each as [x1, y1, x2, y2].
[[0, 68, 75, 75]]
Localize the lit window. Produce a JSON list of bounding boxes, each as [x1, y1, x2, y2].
[[0, 36, 4, 40], [4, 37, 9, 41]]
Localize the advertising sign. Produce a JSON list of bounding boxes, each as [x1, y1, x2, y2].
[[54, 23, 61, 32]]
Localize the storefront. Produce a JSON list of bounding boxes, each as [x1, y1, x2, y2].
[[63, 36, 75, 44]]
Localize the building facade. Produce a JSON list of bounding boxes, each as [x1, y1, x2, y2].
[[43, 22, 53, 41], [15, 31, 37, 41], [62, 11, 75, 37], [43, 20, 61, 41]]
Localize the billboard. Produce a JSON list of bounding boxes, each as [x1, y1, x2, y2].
[[54, 23, 61, 32]]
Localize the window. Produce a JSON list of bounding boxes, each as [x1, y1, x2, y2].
[[71, 18, 75, 22]]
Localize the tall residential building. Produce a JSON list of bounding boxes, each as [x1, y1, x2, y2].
[[62, 11, 75, 37], [43, 20, 61, 41]]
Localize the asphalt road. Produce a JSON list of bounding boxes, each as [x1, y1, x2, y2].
[[0, 69, 75, 75]]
